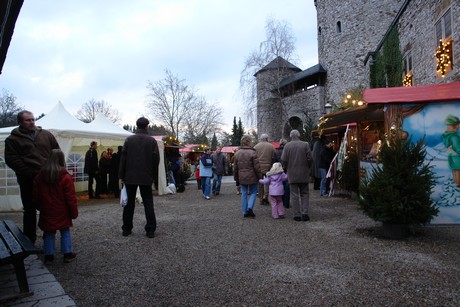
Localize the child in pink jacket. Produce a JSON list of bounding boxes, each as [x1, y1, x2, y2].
[[259, 162, 288, 219]]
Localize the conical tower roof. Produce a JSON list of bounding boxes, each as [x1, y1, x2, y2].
[[254, 56, 301, 77]]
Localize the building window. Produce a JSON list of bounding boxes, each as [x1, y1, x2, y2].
[[434, 8, 453, 77], [403, 51, 413, 86], [336, 21, 342, 34], [318, 26, 322, 36], [435, 8, 452, 41]]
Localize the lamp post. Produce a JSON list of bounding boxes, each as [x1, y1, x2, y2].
[[324, 102, 332, 114]]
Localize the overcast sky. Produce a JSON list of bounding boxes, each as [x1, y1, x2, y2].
[[1, 0, 318, 132]]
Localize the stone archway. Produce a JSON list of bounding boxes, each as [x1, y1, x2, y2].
[[283, 116, 303, 140]]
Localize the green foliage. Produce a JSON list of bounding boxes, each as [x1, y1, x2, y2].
[[211, 133, 218, 150], [231, 116, 245, 145], [300, 116, 316, 142], [340, 149, 359, 192], [358, 137, 438, 225], [369, 26, 403, 88]]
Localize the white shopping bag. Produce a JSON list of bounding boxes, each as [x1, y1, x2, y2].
[[120, 185, 128, 207]]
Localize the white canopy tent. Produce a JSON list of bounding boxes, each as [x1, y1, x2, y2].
[[0, 102, 168, 211]]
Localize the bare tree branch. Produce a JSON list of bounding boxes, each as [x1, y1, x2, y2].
[[146, 69, 196, 137], [183, 96, 223, 140], [239, 17, 298, 127], [75, 99, 122, 123], [0, 89, 24, 127]]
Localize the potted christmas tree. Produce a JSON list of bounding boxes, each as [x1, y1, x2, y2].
[[358, 136, 438, 239]]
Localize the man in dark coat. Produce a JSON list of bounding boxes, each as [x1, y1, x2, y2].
[[84, 141, 101, 199], [119, 117, 160, 238], [281, 129, 313, 222], [319, 139, 335, 196], [5, 110, 60, 243], [110, 145, 122, 198]]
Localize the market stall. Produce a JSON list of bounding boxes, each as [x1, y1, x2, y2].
[[318, 82, 460, 224]]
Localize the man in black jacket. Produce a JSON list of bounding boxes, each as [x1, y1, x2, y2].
[[84, 141, 101, 199], [119, 117, 160, 238]]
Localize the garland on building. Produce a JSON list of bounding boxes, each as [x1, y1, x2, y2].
[[338, 87, 365, 110], [435, 39, 452, 78], [402, 72, 413, 87], [163, 134, 183, 147], [370, 26, 403, 88]]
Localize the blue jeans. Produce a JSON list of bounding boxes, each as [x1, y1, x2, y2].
[[212, 173, 223, 194], [240, 184, 258, 216], [202, 177, 211, 197], [320, 168, 328, 196], [43, 228, 72, 256]]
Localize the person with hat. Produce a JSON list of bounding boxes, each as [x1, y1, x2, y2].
[[442, 114, 460, 187]]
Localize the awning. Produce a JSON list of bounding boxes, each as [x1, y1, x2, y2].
[[364, 82, 460, 104], [319, 105, 384, 130]]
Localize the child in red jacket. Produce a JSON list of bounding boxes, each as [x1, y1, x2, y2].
[[33, 149, 78, 264]]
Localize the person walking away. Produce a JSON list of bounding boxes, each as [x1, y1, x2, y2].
[[33, 149, 78, 263], [254, 133, 275, 205], [274, 138, 290, 208], [231, 148, 241, 194], [281, 129, 313, 222], [311, 137, 323, 191], [199, 148, 213, 200], [5, 110, 60, 244], [233, 135, 262, 218], [98, 150, 111, 195], [119, 117, 160, 238], [84, 141, 101, 199], [211, 145, 227, 195], [259, 162, 288, 219], [106, 147, 114, 194], [319, 139, 335, 196], [110, 146, 122, 198]]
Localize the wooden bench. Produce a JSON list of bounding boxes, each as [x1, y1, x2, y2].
[[0, 219, 40, 302]]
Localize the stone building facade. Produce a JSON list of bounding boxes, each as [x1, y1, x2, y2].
[[256, 0, 459, 142]]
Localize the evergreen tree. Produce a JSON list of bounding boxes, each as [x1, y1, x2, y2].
[[211, 133, 218, 150], [231, 116, 239, 145], [237, 117, 245, 144]]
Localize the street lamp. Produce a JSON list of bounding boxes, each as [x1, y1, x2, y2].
[[324, 102, 332, 114]]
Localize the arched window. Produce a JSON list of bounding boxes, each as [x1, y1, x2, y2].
[[336, 21, 342, 34]]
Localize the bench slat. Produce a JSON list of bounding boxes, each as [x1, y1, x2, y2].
[[0, 237, 10, 260], [0, 222, 22, 256], [4, 220, 39, 254]]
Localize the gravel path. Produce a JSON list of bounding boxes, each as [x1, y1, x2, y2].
[[4, 180, 460, 306]]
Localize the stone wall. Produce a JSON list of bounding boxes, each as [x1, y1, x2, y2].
[[396, 0, 460, 84], [315, 0, 403, 105]]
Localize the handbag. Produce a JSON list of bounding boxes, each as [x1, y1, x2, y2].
[[120, 184, 128, 207]]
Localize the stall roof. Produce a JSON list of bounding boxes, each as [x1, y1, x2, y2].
[[319, 105, 384, 130], [320, 82, 460, 130], [364, 82, 460, 104]]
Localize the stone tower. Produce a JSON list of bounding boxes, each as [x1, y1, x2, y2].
[[315, 0, 404, 106], [255, 56, 301, 141]]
